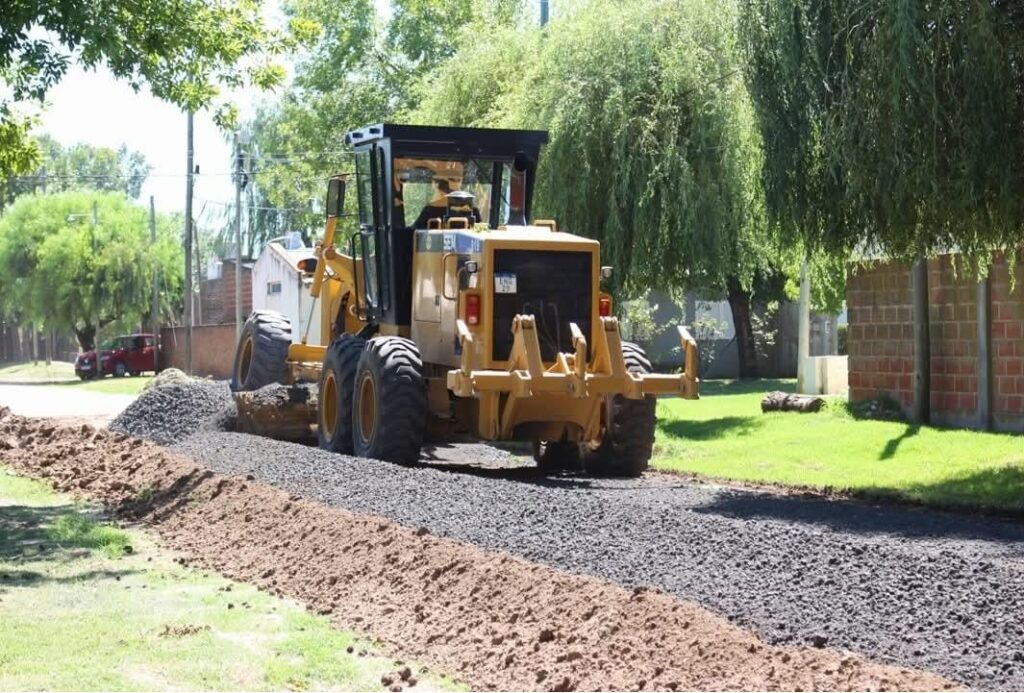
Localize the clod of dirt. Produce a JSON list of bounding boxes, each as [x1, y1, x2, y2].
[[158, 623, 211, 638], [0, 410, 958, 693]]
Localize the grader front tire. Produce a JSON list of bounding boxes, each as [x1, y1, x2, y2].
[[230, 311, 292, 392], [351, 337, 426, 465], [318, 334, 366, 454], [583, 342, 657, 477]]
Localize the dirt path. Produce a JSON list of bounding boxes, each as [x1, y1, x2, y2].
[[0, 408, 957, 692], [0, 384, 135, 428]]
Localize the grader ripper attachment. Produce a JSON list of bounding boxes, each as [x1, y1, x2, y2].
[[231, 123, 699, 476]]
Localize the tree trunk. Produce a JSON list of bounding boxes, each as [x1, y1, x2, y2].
[[74, 324, 97, 352], [726, 276, 759, 379]]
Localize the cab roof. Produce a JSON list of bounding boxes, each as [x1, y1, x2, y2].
[[344, 123, 549, 159]]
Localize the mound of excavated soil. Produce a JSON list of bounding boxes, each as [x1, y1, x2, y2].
[[108, 380, 232, 445], [0, 408, 958, 692]]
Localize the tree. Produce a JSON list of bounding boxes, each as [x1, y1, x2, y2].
[[2, 136, 151, 206], [412, 0, 787, 376], [740, 0, 1024, 263], [236, 0, 527, 252], [0, 191, 183, 350], [0, 0, 312, 178]]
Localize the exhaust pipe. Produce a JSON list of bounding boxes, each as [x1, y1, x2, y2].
[[508, 152, 530, 226]]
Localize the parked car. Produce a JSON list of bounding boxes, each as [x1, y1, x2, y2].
[[75, 334, 157, 379]]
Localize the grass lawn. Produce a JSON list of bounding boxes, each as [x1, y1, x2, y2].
[[0, 360, 75, 382], [60, 375, 154, 396], [654, 379, 1024, 514], [0, 466, 457, 691]]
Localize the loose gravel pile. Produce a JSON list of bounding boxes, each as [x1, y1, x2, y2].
[[0, 409, 956, 692], [109, 380, 232, 445], [173, 431, 1024, 690]]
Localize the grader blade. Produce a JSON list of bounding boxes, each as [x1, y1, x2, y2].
[[233, 383, 318, 442]]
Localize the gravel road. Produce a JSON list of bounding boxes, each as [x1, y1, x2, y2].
[[171, 430, 1024, 690]]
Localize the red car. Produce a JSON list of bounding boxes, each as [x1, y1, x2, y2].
[[75, 334, 157, 379]]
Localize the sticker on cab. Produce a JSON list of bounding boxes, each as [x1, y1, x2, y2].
[[494, 272, 517, 294]]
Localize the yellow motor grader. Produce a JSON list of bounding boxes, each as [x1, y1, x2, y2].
[[230, 124, 698, 476]]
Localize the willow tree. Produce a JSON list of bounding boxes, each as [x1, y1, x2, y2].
[[413, 0, 785, 376], [0, 191, 183, 350], [741, 0, 1024, 261], [742, 0, 1024, 415]]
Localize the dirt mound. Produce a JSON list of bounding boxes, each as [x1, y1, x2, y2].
[[0, 410, 959, 692], [108, 380, 232, 444], [144, 368, 193, 391]]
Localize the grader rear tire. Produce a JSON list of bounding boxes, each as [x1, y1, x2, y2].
[[318, 334, 366, 454], [230, 311, 292, 392], [583, 342, 656, 477], [351, 337, 426, 465]]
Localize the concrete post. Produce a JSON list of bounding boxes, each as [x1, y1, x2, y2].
[[977, 275, 992, 430], [797, 259, 810, 392]]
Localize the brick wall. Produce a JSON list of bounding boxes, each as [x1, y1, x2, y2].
[[847, 252, 1024, 432], [159, 324, 238, 379], [200, 262, 253, 326], [990, 255, 1024, 430]]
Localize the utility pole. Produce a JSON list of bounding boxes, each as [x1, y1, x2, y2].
[[149, 196, 160, 339], [184, 112, 195, 375], [233, 132, 245, 340]]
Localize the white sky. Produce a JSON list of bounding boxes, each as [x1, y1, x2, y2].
[[37, 66, 246, 217]]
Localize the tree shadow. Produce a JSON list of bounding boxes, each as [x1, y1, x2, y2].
[[0, 504, 81, 561], [657, 416, 764, 440], [897, 464, 1024, 518], [690, 468, 1024, 546], [698, 378, 797, 397], [879, 424, 921, 460], [1, 504, 141, 586]]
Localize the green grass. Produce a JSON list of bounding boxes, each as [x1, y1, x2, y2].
[[61, 375, 153, 395], [0, 360, 75, 381], [0, 467, 459, 691], [654, 379, 1024, 514]]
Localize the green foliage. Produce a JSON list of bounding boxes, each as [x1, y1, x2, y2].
[[239, 0, 527, 249], [619, 298, 659, 349], [741, 0, 1024, 263], [0, 0, 299, 177], [413, 0, 774, 299], [3, 135, 151, 206], [692, 304, 728, 375], [0, 191, 183, 346], [0, 115, 40, 179]]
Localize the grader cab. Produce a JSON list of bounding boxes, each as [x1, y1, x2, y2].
[[231, 123, 699, 476]]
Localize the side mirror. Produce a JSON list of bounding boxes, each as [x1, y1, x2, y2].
[[326, 177, 346, 219]]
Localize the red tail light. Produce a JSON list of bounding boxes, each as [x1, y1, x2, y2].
[[599, 296, 612, 317], [466, 294, 481, 326]]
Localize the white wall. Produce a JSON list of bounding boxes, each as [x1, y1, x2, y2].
[[252, 243, 320, 345]]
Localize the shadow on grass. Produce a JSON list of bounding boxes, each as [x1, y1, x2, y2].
[[698, 378, 796, 397], [658, 416, 764, 440], [879, 424, 921, 460], [1, 504, 133, 563], [691, 465, 1024, 544]]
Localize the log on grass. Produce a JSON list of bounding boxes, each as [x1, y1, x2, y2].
[[760, 391, 825, 413]]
